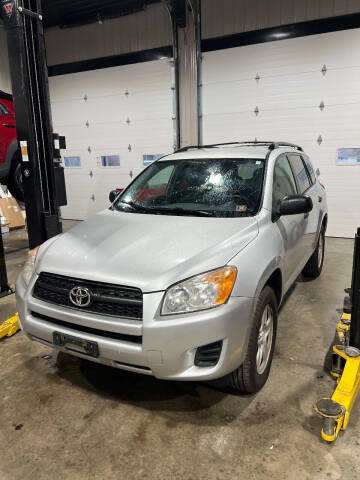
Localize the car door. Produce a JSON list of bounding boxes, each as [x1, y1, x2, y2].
[[287, 153, 318, 262], [272, 154, 305, 288]]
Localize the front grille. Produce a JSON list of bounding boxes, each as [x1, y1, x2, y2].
[[33, 272, 143, 320], [31, 311, 142, 344], [194, 341, 223, 367]]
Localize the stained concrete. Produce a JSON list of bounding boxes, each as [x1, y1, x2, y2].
[[0, 227, 359, 480]]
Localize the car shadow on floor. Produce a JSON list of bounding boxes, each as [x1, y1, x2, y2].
[[54, 351, 255, 425]]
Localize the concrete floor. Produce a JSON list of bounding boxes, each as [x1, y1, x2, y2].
[[0, 226, 359, 480]]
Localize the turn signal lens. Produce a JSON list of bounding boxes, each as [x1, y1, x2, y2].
[[161, 266, 237, 315], [204, 267, 237, 305]]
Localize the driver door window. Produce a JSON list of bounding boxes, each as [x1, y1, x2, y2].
[[272, 156, 298, 211]]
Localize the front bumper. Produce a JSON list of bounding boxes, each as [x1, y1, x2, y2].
[[16, 274, 254, 381]]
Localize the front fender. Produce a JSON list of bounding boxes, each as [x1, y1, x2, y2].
[[231, 215, 284, 300]]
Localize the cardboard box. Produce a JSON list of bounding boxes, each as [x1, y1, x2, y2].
[[1, 224, 9, 234], [0, 197, 25, 229]]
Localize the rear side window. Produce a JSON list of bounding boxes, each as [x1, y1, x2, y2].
[[303, 157, 316, 184], [288, 154, 311, 193], [272, 155, 298, 209]]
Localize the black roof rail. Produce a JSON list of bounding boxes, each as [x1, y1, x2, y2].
[[175, 142, 243, 153], [0, 90, 13, 101], [175, 140, 303, 153], [268, 142, 303, 152]]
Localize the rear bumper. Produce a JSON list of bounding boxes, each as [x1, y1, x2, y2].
[[16, 273, 254, 381]]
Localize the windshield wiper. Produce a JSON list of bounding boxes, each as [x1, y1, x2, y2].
[[118, 201, 214, 217], [147, 206, 215, 217], [118, 200, 152, 213]]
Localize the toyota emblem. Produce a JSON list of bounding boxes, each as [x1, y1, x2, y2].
[[69, 286, 92, 307]]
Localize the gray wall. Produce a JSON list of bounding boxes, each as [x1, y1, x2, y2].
[[1, 1, 360, 94], [202, 0, 360, 39], [0, 23, 11, 93], [45, 3, 172, 66]]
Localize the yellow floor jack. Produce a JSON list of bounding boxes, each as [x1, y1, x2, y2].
[[0, 313, 20, 340], [315, 228, 360, 442]]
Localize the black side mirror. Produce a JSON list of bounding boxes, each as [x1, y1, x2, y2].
[[109, 190, 119, 203], [279, 195, 313, 216]]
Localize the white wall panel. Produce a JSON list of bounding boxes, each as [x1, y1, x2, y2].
[[202, 28, 360, 238], [45, 3, 171, 66], [0, 24, 11, 93], [202, 0, 360, 39], [49, 59, 173, 220]]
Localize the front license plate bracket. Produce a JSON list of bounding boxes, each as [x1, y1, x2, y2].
[[53, 331, 99, 358]]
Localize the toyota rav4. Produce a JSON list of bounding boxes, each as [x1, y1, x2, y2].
[[16, 141, 327, 393]]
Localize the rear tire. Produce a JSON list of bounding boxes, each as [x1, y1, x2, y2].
[[211, 286, 278, 394], [7, 153, 24, 202], [302, 227, 325, 278]]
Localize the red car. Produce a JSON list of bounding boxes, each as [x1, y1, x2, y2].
[[0, 90, 23, 201]]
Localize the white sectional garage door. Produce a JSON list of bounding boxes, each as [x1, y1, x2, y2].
[[49, 59, 173, 220], [202, 29, 360, 238]]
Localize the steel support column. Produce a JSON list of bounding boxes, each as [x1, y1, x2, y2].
[[0, 228, 12, 297], [164, 0, 202, 149], [350, 228, 360, 349], [2, 0, 66, 250]]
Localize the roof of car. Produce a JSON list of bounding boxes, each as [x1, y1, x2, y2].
[[161, 143, 303, 161], [0, 90, 13, 102]]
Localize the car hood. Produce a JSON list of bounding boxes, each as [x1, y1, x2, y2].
[[36, 209, 259, 292]]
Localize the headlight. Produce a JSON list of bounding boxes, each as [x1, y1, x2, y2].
[[161, 266, 237, 315], [22, 247, 39, 285]]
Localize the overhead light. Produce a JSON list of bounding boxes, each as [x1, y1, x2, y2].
[[270, 31, 290, 39]]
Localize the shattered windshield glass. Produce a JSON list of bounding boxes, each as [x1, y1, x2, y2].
[[113, 158, 265, 218]]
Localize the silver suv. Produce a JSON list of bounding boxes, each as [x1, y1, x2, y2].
[[16, 141, 327, 393]]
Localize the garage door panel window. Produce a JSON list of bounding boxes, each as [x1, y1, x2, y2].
[[101, 155, 120, 167], [288, 154, 311, 193], [64, 156, 81, 168], [273, 156, 298, 210]]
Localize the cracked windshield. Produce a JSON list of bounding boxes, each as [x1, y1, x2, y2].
[[114, 158, 265, 217]]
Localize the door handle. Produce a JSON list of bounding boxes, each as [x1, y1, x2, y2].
[[2, 122, 15, 128], [318, 196, 322, 203]]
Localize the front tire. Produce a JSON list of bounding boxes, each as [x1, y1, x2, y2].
[[302, 227, 325, 278], [7, 153, 24, 202], [213, 286, 278, 394]]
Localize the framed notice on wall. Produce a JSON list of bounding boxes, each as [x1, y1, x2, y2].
[[337, 148, 360, 165]]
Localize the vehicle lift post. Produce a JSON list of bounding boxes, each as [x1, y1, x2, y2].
[[0, 227, 12, 298], [314, 228, 360, 442], [1, 0, 67, 250]]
